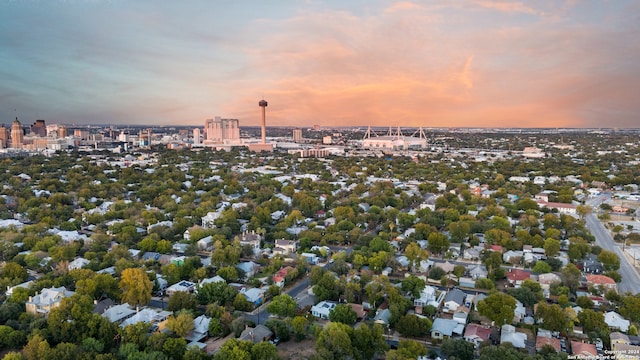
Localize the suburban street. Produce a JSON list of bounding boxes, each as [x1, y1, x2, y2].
[[246, 277, 311, 325], [585, 213, 640, 294]]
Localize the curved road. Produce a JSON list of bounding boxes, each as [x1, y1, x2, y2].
[[585, 213, 640, 294]]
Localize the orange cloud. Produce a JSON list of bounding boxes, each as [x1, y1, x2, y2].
[[215, 1, 640, 129]]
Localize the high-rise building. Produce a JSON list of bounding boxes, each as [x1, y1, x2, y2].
[[193, 128, 201, 145], [30, 120, 46, 137], [10, 118, 23, 148], [204, 117, 240, 143], [58, 125, 68, 138], [292, 129, 302, 142], [0, 125, 9, 148]]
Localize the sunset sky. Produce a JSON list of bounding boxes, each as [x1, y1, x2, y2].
[[1, 1, 639, 128]]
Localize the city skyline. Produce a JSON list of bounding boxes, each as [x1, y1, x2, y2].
[[1, 1, 639, 128]]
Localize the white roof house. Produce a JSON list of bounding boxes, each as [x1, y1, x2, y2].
[[501, 324, 527, 348], [202, 211, 221, 229], [197, 236, 213, 251], [311, 300, 337, 320], [166, 281, 196, 296], [414, 285, 438, 307], [102, 303, 136, 323], [26, 286, 75, 316], [6, 280, 33, 297], [120, 308, 171, 328], [186, 315, 211, 343], [605, 311, 630, 333], [68, 257, 90, 270]]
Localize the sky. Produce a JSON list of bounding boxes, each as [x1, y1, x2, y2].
[[1, 0, 639, 128]]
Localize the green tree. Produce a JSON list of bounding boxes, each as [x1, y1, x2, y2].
[[404, 242, 428, 271], [393, 339, 427, 359], [598, 250, 620, 271], [536, 302, 571, 333], [196, 282, 238, 306], [532, 261, 552, 274], [561, 263, 582, 291], [401, 275, 426, 298], [329, 304, 357, 325], [166, 311, 195, 338], [163, 337, 187, 359], [352, 323, 388, 360], [427, 232, 450, 255], [396, 314, 431, 337], [266, 294, 297, 318], [477, 292, 516, 326], [119, 268, 153, 306], [167, 291, 198, 312], [543, 238, 561, 257], [441, 338, 475, 360], [250, 341, 279, 360], [291, 316, 309, 341], [316, 322, 354, 360]]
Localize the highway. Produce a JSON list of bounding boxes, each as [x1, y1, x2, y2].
[[585, 213, 640, 294]]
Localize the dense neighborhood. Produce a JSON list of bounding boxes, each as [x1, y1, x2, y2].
[[0, 129, 640, 360]]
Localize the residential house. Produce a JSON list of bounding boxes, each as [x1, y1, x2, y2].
[[120, 308, 171, 330], [236, 261, 259, 280], [611, 332, 631, 350], [239, 231, 262, 252], [102, 303, 136, 324], [272, 266, 295, 288], [239, 324, 273, 344], [349, 303, 366, 320], [464, 324, 492, 348], [431, 318, 465, 340], [538, 273, 562, 290], [463, 247, 482, 261], [92, 298, 115, 315], [414, 285, 438, 307], [241, 288, 264, 307], [582, 255, 604, 274], [453, 306, 470, 324], [26, 286, 75, 316], [6, 280, 33, 297], [68, 257, 90, 270], [311, 300, 338, 320], [586, 274, 617, 292], [571, 341, 598, 358], [605, 311, 630, 332], [443, 288, 466, 313], [166, 281, 196, 296], [196, 236, 213, 251], [301, 252, 320, 265], [503, 250, 523, 264], [467, 264, 488, 280], [201, 211, 221, 229], [199, 276, 225, 286], [273, 239, 297, 256], [186, 315, 211, 343], [514, 300, 526, 323], [536, 329, 562, 353], [373, 308, 392, 326], [435, 261, 455, 273], [610, 332, 640, 359], [459, 277, 476, 288], [500, 324, 527, 348], [506, 269, 531, 288]]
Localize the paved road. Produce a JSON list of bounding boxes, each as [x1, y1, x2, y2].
[[585, 213, 640, 294], [246, 277, 311, 325]]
